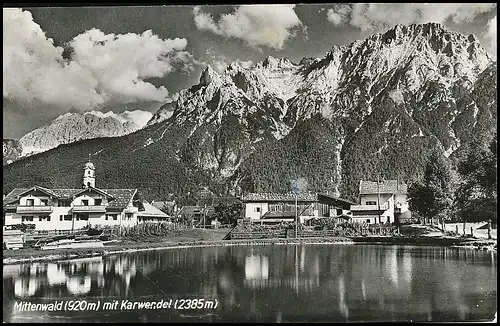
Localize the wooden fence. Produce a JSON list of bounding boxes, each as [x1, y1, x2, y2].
[[229, 225, 398, 240], [24, 229, 87, 241], [230, 230, 287, 240]]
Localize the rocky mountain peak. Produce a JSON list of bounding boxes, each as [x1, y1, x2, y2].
[[261, 56, 295, 69], [199, 65, 220, 86]]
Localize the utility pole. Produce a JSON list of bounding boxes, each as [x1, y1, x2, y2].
[[377, 175, 381, 224], [295, 193, 298, 238], [203, 204, 206, 229]]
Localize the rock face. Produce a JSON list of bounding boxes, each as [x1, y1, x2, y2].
[[10, 110, 152, 160], [3, 23, 497, 202], [3, 139, 22, 165]]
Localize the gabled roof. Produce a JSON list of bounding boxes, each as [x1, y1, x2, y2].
[[16, 185, 59, 199], [3, 187, 137, 211], [4, 188, 29, 205], [177, 206, 202, 214], [151, 201, 176, 211], [359, 180, 407, 195], [72, 186, 114, 199], [241, 193, 317, 202], [138, 202, 170, 218], [104, 189, 137, 210]]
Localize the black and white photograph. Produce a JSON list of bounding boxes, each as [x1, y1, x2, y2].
[[2, 3, 497, 323]]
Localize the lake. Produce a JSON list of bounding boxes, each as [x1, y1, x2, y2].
[[3, 244, 497, 323]]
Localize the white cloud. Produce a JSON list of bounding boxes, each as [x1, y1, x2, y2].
[[3, 8, 195, 114], [238, 60, 254, 69], [193, 5, 304, 50], [484, 15, 497, 56], [213, 60, 228, 73], [119, 110, 153, 127], [326, 4, 351, 26], [325, 3, 497, 31]]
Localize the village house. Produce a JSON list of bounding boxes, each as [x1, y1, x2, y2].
[[349, 180, 411, 224], [2, 160, 169, 231], [241, 193, 355, 224]]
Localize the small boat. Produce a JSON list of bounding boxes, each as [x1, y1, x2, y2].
[[40, 238, 104, 250]]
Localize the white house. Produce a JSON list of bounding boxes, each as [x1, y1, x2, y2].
[[349, 180, 411, 224], [2, 160, 169, 231], [241, 193, 319, 223]]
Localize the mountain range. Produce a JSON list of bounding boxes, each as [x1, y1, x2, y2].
[[3, 110, 153, 165], [3, 23, 497, 204]]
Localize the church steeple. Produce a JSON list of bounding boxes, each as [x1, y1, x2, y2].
[[83, 154, 95, 188]]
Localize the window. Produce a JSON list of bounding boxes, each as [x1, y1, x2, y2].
[[41, 199, 49, 206], [76, 214, 89, 221], [366, 201, 377, 205], [26, 199, 34, 206], [94, 199, 102, 206], [254, 207, 261, 213], [60, 214, 72, 221], [106, 214, 118, 221], [39, 215, 50, 222], [21, 216, 34, 222], [126, 213, 133, 220], [82, 200, 89, 206], [59, 200, 71, 207], [366, 219, 371, 224]]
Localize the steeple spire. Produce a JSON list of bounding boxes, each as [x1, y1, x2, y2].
[[83, 156, 96, 188]]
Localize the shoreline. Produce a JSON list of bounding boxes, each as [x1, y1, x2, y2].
[[3, 235, 496, 265]]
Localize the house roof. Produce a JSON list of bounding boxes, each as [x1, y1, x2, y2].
[[317, 193, 358, 207], [3, 187, 137, 210], [197, 197, 241, 207], [71, 186, 114, 199], [261, 211, 297, 219], [241, 193, 318, 202], [359, 180, 407, 195], [13, 185, 59, 199], [177, 206, 202, 215], [138, 202, 170, 218], [151, 201, 176, 210]]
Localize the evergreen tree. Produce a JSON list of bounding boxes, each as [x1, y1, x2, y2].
[[408, 151, 455, 224]]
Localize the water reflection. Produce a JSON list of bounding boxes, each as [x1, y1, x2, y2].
[[245, 255, 269, 280], [3, 245, 497, 323]]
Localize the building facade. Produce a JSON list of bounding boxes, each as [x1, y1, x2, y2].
[[242, 193, 319, 223], [2, 160, 168, 231], [350, 180, 411, 224]]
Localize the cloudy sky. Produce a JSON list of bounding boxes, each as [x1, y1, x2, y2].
[[3, 4, 497, 139]]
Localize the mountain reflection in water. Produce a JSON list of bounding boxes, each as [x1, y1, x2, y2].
[[3, 245, 496, 323]]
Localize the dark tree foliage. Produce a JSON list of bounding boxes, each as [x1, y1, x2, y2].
[[211, 202, 243, 226], [237, 114, 342, 195], [454, 135, 497, 223], [408, 151, 455, 221], [340, 96, 438, 201]]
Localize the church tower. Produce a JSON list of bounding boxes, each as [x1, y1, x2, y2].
[[83, 155, 95, 188]]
